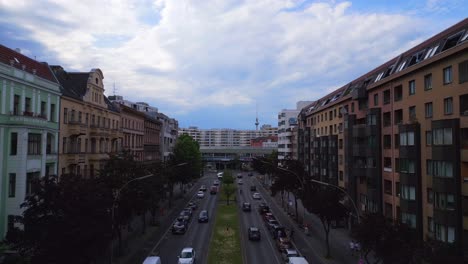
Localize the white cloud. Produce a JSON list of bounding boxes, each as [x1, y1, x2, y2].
[[0, 0, 444, 127]]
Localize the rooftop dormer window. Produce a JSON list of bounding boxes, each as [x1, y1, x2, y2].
[[95, 78, 99, 85]]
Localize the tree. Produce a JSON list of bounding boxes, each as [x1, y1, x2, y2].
[[16, 174, 112, 264], [222, 170, 236, 205], [301, 185, 348, 258], [172, 134, 202, 182], [352, 213, 422, 264]]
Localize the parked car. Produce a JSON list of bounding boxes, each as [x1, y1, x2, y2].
[[199, 185, 207, 192], [271, 225, 286, 239], [248, 172, 253, 176], [179, 211, 191, 222], [183, 207, 193, 217], [197, 191, 205, 198], [281, 249, 299, 262], [276, 236, 292, 251], [258, 203, 270, 214], [237, 179, 243, 185], [142, 256, 161, 264], [252, 192, 261, 200], [188, 202, 197, 211], [213, 180, 220, 186], [198, 210, 209, 223], [250, 185, 257, 192], [172, 217, 187, 234], [262, 212, 274, 222], [210, 185, 218, 194], [266, 218, 280, 231], [237, 173, 243, 178], [178, 247, 196, 264], [242, 202, 251, 212], [287, 257, 309, 264], [248, 227, 261, 241]]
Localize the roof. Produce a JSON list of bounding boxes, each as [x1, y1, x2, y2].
[[181, 247, 193, 253], [50, 65, 89, 100], [0, 44, 57, 83]]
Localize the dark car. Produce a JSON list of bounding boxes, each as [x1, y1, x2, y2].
[[188, 202, 198, 211], [258, 203, 270, 215], [248, 227, 261, 241], [242, 202, 251, 212], [199, 185, 207, 192], [179, 210, 191, 222], [248, 172, 253, 176], [237, 173, 243, 178], [276, 236, 292, 251], [210, 185, 218, 194], [172, 217, 187, 234], [271, 225, 286, 239], [198, 210, 209, 223], [250, 185, 257, 192], [266, 218, 280, 231]]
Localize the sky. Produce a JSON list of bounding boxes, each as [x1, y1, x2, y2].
[[0, 0, 466, 129]]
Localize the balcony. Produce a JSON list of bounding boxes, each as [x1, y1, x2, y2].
[[68, 121, 87, 136], [89, 152, 109, 161], [90, 124, 110, 137]]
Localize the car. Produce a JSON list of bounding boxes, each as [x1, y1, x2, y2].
[[237, 173, 243, 178], [258, 203, 270, 214], [172, 218, 187, 234], [199, 185, 207, 192], [271, 225, 287, 239], [179, 211, 191, 222], [263, 212, 275, 221], [252, 192, 261, 200], [276, 236, 292, 251], [178, 247, 196, 264], [198, 210, 209, 223], [281, 249, 299, 262], [250, 185, 257, 192], [248, 227, 261, 241], [142, 256, 161, 264], [197, 191, 204, 198], [183, 207, 193, 217], [213, 180, 220, 186], [217, 172, 223, 179], [237, 179, 243, 185], [248, 172, 253, 176], [210, 185, 218, 194], [266, 218, 280, 231], [188, 202, 198, 211], [242, 202, 251, 212], [287, 257, 309, 264]]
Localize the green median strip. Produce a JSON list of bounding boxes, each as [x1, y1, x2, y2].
[[207, 184, 243, 264]]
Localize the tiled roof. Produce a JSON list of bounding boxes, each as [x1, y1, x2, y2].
[[50, 65, 89, 100], [0, 44, 57, 83]]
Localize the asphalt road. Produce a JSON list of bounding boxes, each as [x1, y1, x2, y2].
[[238, 173, 284, 264], [149, 172, 219, 264]]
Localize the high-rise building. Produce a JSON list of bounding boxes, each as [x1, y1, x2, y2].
[[278, 101, 312, 160], [298, 18, 468, 256]]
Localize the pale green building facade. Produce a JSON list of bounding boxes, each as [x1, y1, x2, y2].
[[0, 45, 61, 239]]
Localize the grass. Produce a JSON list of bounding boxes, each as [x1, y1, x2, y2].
[[207, 184, 243, 264]]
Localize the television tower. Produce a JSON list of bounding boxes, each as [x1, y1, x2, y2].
[[255, 103, 259, 130]]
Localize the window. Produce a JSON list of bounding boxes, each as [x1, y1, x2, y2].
[[351, 102, 354, 113], [78, 111, 82, 123], [427, 188, 433, 203], [409, 106, 416, 120], [40, 101, 46, 117], [424, 74, 433, 90], [425, 102, 433, 118], [384, 157, 392, 172], [383, 112, 391, 127], [374, 93, 379, 106], [460, 60, 468, 84], [400, 159, 415, 173], [384, 135, 391, 149], [13, 95, 20, 115], [396, 182, 401, 197], [428, 217, 434, 233], [50, 103, 56, 122], [435, 192, 455, 210], [443, 66, 452, 84], [409, 80, 416, 95], [339, 171, 343, 181], [401, 185, 416, 200], [367, 114, 377, 125], [384, 90, 390, 104], [433, 128, 452, 145], [394, 109, 403, 125], [400, 131, 415, 146], [384, 180, 392, 195], [26, 172, 40, 196], [432, 160, 453, 178], [62, 137, 67, 154], [28, 133, 41, 155], [8, 173, 16, 197], [394, 134, 400, 148], [426, 131, 432, 146], [25, 97, 31, 113], [10, 132, 17, 155], [394, 86, 402, 101], [63, 108, 68, 124], [427, 160, 433, 175], [339, 139, 343, 149], [402, 212, 416, 228], [444, 97, 453, 115]]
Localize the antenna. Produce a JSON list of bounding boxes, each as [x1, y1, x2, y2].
[[113, 82, 117, 96], [255, 103, 259, 130]]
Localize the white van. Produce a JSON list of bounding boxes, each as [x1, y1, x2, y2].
[[142, 256, 161, 264], [288, 256, 309, 264], [217, 172, 223, 179]]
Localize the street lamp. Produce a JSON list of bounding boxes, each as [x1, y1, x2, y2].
[[109, 162, 188, 263]]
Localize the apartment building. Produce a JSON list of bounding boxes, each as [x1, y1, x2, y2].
[[51, 66, 122, 178], [179, 126, 278, 147], [118, 104, 145, 161], [278, 101, 312, 160], [298, 19, 468, 255], [0, 45, 61, 239]]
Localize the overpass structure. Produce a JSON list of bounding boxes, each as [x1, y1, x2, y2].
[[201, 146, 276, 169]]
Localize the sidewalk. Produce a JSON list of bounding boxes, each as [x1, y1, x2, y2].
[[257, 177, 360, 264]]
